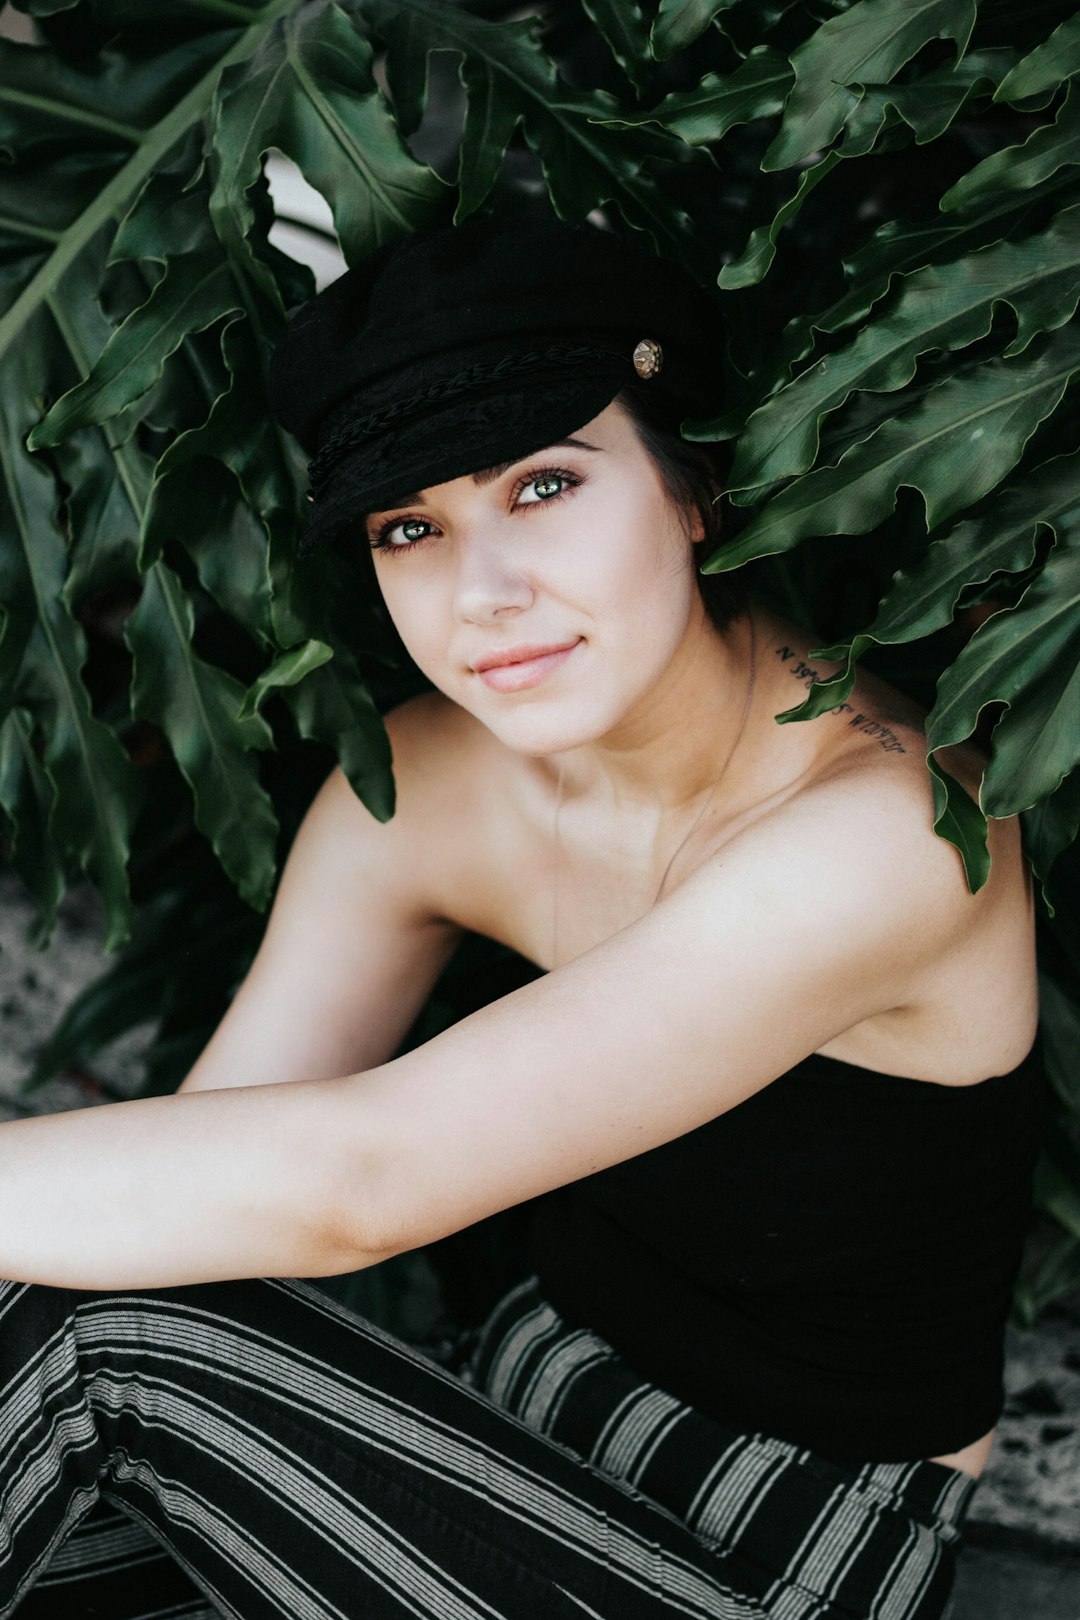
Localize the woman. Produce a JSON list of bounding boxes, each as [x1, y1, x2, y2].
[[0, 215, 1040, 1620]]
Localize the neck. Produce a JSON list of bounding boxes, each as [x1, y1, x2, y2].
[[545, 603, 758, 822]]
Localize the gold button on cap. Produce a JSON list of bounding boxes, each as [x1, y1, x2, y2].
[[633, 338, 663, 379]]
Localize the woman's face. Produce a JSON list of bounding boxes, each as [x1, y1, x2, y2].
[[364, 398, 709, 757]]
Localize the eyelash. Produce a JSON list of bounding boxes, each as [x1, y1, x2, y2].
[[368, 466, 585, 554]]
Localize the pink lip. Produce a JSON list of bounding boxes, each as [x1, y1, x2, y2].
[[472, 639, 581, 692]]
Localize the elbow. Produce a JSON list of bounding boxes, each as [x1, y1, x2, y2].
[[316, 1085, 414, 1275]]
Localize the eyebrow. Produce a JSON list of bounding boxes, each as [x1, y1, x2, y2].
[[380, 437, 602, 509]]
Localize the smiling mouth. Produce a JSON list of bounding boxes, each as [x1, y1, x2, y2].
[[472, 640, 581, 692]]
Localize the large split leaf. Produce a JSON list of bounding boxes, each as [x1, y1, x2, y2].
[[139, 311, 295, 643], [0, 8, 294, 369], [926, 535, 1080, 818], [839, 46, 1011, 158], [941, 79, 1080, 214], [267, 526, 395, 821], [718, 151, 840, 289], [126, 561, 279, 910], [995, 13, 1080, 107], [726, 204, 1080, 493], [240, 637, 332, 720], [211, 0, 448, 287], [762, 0, 976, 172], [0, 707, 63, 946], [0, 313, 141, 945], [649, 0, 734, 63], [793, 167, 1077, 368], [1023, 769, 1080, 895], [581, 0, 652, 96], [29, 254, 240, 448], [707, 323, 1080, 569], [0, 31, 231, 161], [600, 47, 792, 146], [783, 448, 1080, 722], [365, 0, 713, 275]]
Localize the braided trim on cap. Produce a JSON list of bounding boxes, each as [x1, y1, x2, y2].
[[307, 342, 626, 497]]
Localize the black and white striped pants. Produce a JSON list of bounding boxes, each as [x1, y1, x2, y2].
[[0, 1273, 976, 1620]]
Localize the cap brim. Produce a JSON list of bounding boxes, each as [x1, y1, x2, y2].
[[301, 370, 626, 552]]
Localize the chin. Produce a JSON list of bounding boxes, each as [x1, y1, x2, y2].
[[464, 689, 628, 758]]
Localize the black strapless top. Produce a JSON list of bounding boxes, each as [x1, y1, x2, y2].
[[529, 1042, 1043, 1461]]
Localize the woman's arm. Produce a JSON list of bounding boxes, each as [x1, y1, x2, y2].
[[180, 700, 463, 1093], [0, 765, 1001, 1292]]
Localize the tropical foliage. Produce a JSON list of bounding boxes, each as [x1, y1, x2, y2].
[[1, 0, 1079, 1320]]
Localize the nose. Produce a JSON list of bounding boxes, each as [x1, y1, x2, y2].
[[452, 529, 534, 624]]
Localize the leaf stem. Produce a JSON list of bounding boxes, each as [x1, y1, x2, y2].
[[0, 88, 145, 145], [0, 0, 300, 360], [0, 214, 60, 244]]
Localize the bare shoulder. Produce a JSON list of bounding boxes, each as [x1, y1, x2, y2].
[[723, 654, 1035, 1075], [756, 617, 1029, 944], [366, 690, 524, 915]]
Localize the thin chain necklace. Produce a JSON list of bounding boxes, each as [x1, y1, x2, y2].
[[551, 611, 757, 969]]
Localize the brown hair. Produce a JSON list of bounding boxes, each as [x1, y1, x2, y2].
[[615, 381, 746, 634]]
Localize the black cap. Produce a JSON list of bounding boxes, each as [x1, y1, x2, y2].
[[268, 214, 726, 550]]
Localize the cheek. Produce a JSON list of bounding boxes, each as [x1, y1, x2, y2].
[[374, 572, 446, 670]]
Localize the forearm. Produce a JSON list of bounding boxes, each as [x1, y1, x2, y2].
[[0, 1080, 384, 1290]]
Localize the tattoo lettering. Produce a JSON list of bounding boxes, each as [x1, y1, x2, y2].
[[772, 645, 907, 755]]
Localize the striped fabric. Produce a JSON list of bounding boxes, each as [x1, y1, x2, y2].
[[0, 1274, 975, 1620], [468, 1280, 976, 1620]]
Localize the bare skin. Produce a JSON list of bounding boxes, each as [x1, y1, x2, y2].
[[0, 401, 1034, 1494]]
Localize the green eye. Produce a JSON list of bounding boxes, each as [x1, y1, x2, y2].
[[516, 475, 567, 504], [399, 520, 429, 542]]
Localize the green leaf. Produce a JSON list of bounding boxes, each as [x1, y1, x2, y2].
[[599, 48, 792, 146], [926, 534, 1080, 818], [454, 42, 526, 225], [240, 637, 332, 720], [55, 420, 146, 602], [283, 644, 395, 823], [995, 13, 1080, 108], [1015, 1226, 1080, 1322], [1034, 1141, 1080, 1240], [840, 46, 1010, 157], [110, 168, 219, 264], [718, 152, 840, 289], [0, 30, 235, 161], [941, 79, 1080, 214], [144, 457, 275, 645], [140, 313, 297, 650], [0, 330, 140, 947], [725, 204, 1080, 493], [792, 448, 1080, 722], [581, 0, 652, 96], [1037, 971, 1080, 1113], [265, 521, 395, 821], [29, 254, 240, 449], [687, 154, 1074, 446], [649, 0, 734, 63], [0, 707, 63, 946], [0, 9, 291, 366], [763, 0, 976, 172], [797, 165, 1077, 367], [211, 0, 448, 286], [126, 561, 280, 910], [1023, 769, 1080, 898], [367, 0, 712, 275], [926, 756, 990, 891], [706, 323, 1080, 570]]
